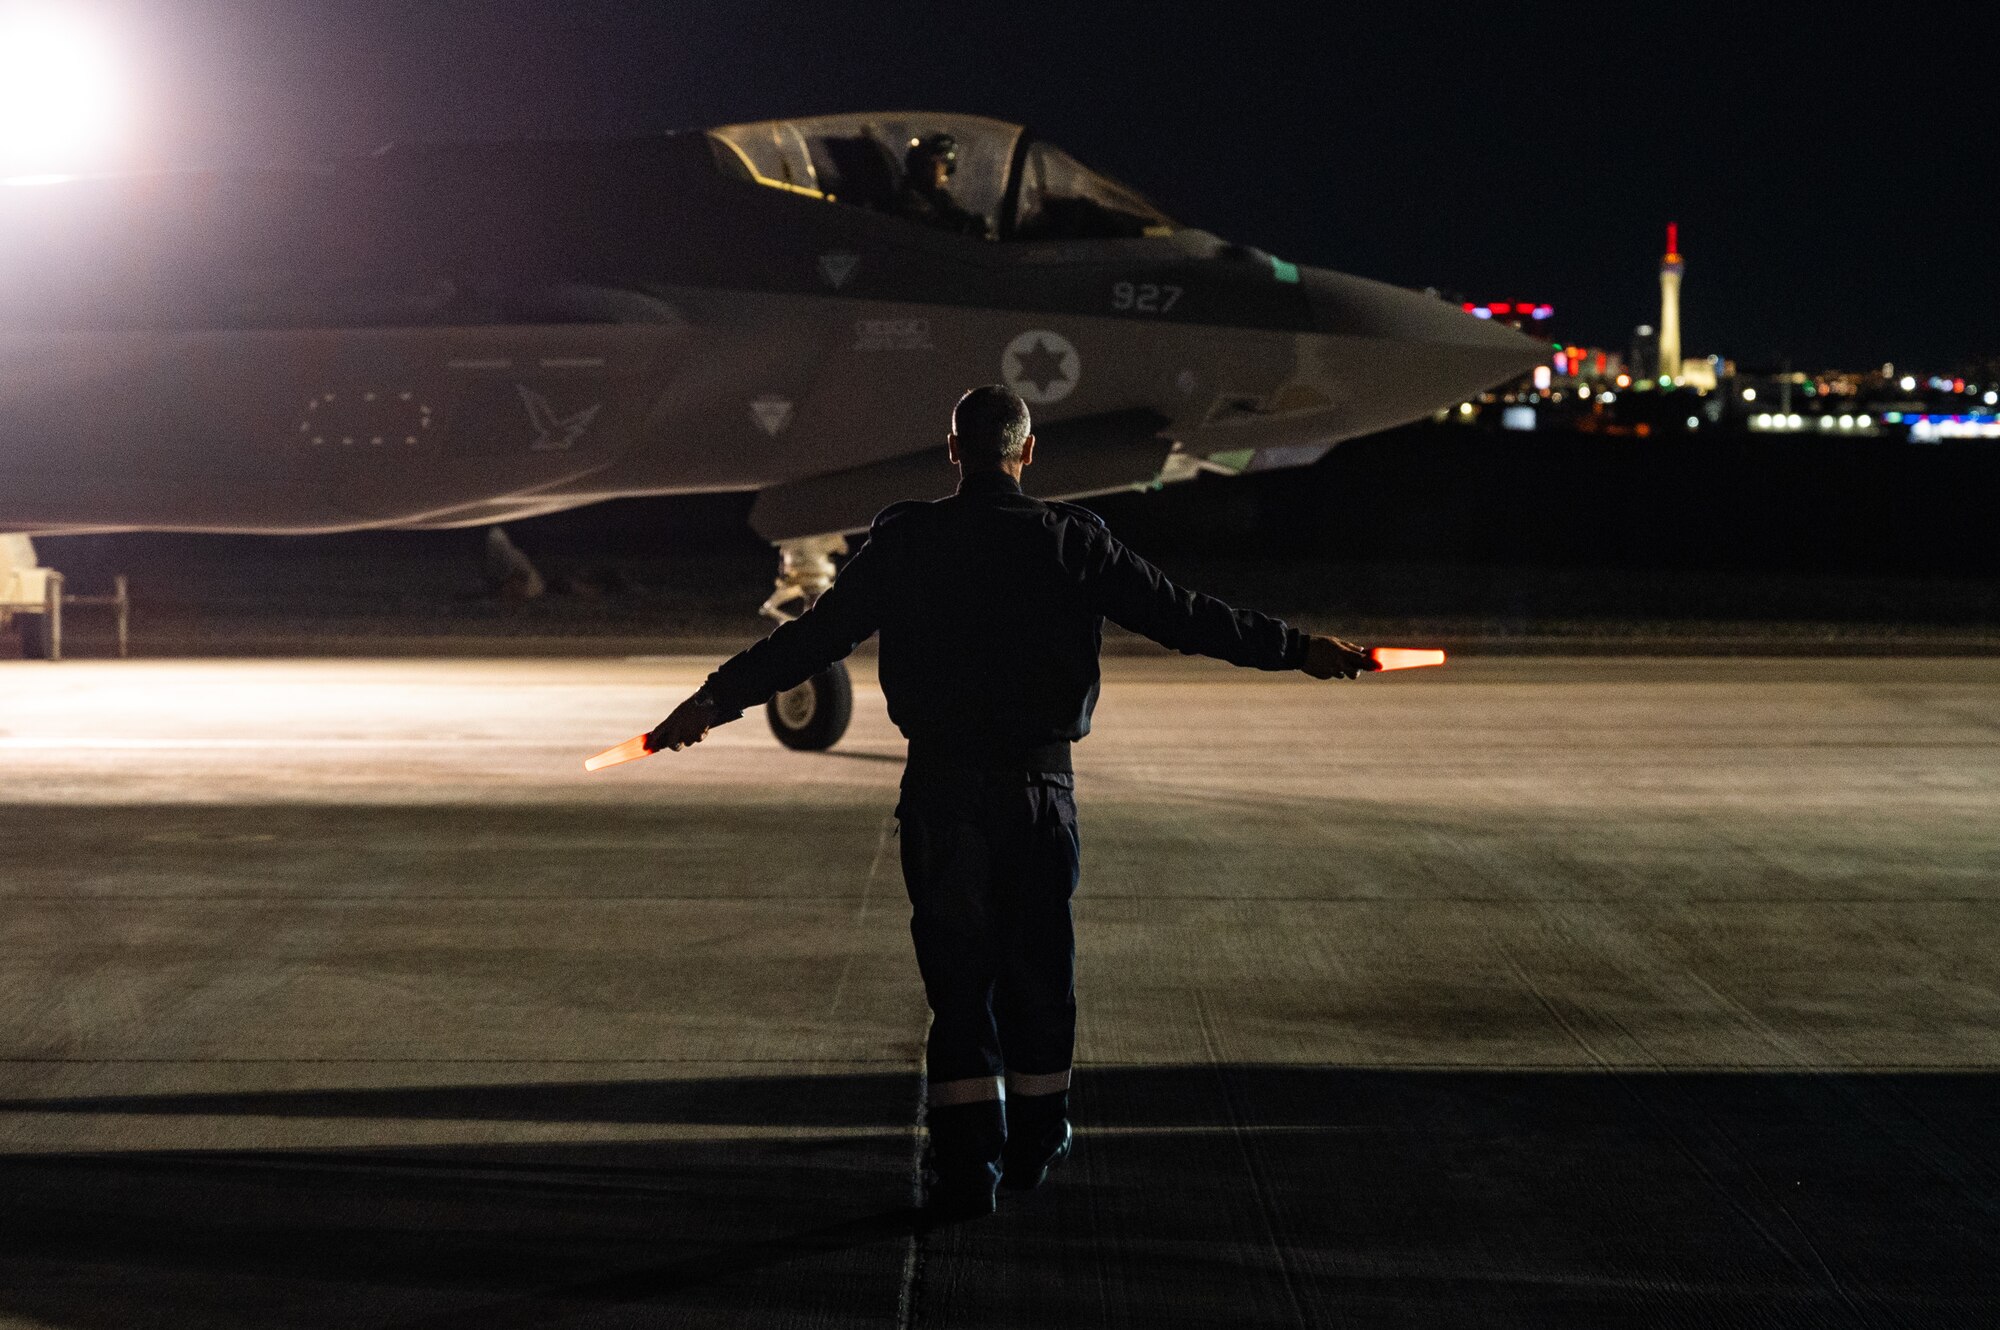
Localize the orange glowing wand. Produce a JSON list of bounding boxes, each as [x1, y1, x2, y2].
[[584, 733, 656, 772], [1370, 647, 1447, 671]]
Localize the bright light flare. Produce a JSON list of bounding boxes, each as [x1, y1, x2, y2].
[[1370, 647, 1447, 672], [0, 8, 124, 177], [584, 733, 655, 772]]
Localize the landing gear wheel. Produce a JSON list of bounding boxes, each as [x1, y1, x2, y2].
[[766, 662, 853, 751]]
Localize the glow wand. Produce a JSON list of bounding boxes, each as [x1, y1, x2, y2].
[[584, 733, 655, 772], [1370, 647, 1447, 671]]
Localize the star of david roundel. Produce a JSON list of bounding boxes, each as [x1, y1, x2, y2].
[[1001, 330, 1081, 406]]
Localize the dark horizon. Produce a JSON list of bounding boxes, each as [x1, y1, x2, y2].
[[59, 2, 2000, 371]]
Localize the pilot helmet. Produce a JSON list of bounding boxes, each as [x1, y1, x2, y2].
[[906, 133, 959, 180]]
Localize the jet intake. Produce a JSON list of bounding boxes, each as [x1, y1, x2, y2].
[[749, 408, 1171, 543]]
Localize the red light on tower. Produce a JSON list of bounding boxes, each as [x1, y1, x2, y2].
[[1665, 222, 1680, 260]]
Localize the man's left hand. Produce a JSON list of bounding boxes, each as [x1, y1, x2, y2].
[[649, 695, 724, 752]]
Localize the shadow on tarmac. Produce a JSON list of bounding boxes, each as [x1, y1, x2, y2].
[[3, 1066, 1997, 1327]]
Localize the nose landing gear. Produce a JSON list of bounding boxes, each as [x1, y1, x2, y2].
[[760, 535, 854, 752]]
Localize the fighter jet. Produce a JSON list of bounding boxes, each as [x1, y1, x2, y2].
[[0, 111, 1540, 747]]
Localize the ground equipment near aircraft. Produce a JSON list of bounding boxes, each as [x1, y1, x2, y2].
[[2, 112, 1539, 745]]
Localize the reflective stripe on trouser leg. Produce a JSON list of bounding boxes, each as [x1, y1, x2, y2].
[[1005, 1068, 1071, 1096], [929, 1075, 1005, 1107]]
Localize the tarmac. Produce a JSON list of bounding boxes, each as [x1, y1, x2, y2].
[[2, 654, 1997, 1327]]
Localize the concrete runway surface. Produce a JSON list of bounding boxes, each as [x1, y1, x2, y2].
[[2, 655, 1997, 1327]]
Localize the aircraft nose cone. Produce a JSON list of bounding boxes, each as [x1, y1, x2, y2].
[[1286, 265, 1547, 430], [1298, 266, 1545, 367]]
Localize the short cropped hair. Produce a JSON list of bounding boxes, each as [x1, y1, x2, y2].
[[952, 385, 1032, 466]]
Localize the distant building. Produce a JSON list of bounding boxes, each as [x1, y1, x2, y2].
[[1659, 223, 1684, 382]]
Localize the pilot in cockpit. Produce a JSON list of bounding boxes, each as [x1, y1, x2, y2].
[[896, 134, 990, 239]]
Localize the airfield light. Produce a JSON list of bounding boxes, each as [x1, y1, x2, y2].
[[1986, 392, 1998, 406], [0, 9, 124, 179], [584, 733, 656, 772], [1899, 375, 1917, 391], [1370, 648, 1447, 672], [1858, 415, 1872, 427], [1742, 388, 1757, 402]]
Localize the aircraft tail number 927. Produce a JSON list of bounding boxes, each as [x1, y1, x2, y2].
[[1111, 281, 1183, 314]]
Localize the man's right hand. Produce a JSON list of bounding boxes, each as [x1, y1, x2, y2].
[[1301, 635, 1378, 680]]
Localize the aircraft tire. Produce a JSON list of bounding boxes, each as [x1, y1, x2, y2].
[[766, 662, 853, 751]]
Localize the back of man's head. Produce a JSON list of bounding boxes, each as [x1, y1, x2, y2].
[[952, 385, 1032, 468]]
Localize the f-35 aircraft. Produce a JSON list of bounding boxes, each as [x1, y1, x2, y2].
[[0, 112, 1540, 748]]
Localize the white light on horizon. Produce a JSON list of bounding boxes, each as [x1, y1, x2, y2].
[[0, 10, 125, 177]]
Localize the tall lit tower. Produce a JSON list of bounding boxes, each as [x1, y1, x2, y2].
[[1658, 222, 1684, 383]]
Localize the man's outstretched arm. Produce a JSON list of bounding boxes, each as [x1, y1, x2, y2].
[[1080, 524, 1376, 679], [649, 541, 887, 751]]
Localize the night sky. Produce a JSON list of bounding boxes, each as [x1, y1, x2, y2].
[[105, 3, 1994, 371]]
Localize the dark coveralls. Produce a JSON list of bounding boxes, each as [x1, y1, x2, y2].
[[698, 471, 1308, 1184]]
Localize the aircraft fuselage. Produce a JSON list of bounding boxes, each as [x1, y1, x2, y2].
[[0, 121, 1540, 538]]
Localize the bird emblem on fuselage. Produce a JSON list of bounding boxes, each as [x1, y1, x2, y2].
[[517, 385, 602, 451]]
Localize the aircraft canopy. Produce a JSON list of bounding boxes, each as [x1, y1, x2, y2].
[[707, 113, 1175, 241]]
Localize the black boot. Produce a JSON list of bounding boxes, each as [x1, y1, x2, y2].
[[923, 1101, 1004, 1221], [1001, 1090, 1072, 1191]]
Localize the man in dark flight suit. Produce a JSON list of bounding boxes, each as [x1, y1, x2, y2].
[[650, 386, 1377, 1219]]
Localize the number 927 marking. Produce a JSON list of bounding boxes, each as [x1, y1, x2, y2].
[[1112, 281, 1183, 314]]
